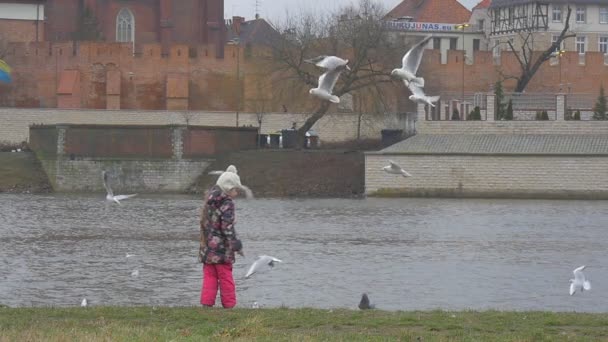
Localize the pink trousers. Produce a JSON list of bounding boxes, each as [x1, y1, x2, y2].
[[200, 263, 236, 308]]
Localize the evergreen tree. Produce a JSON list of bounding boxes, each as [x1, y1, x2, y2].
[[73, 6, 103, 41], [505, 99, 514, 120], [468, 106, 481, 120], [593, 85, 607, 120], [494, 81, 506, 120], [574, 110, 581, 120], [451, 108, 460, 120]]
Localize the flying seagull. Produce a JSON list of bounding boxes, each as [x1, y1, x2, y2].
[[131, 269, 140, 277], [382, 160, 412, 177], [102, 171, 137, 205], [358, 293, 375, 310], [405, 80, 440, 107], [245, 255, 282, 278], [569, 265, 591, 295], [391, 35, 432, 87], [308, 55, 350, 104], [126, 253, 136, 258]]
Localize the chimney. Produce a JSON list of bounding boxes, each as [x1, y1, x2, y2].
[[232, 16, 245, 35]]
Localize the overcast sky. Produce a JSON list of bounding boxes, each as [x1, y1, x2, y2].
[[224, 0, 481, 23]]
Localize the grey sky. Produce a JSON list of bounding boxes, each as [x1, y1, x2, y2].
[[224, 0, 481, 23]]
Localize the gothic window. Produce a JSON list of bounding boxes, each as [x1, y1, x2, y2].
[[116, 8, 135, 42]]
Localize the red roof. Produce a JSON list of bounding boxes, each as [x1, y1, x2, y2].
[[385, 0, 471, 24], [473, 0, 492, 10]]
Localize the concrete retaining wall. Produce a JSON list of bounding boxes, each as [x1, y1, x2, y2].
[[0, 108, 387, 144]]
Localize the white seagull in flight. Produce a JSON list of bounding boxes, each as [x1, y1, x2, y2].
[[102, 171, 137, 204], [569, 265, 591, 295], [382, 160, 412, 177], [245, 255, 283, 278], [391, 35, 432, 88], [308, 55, 350, 104]]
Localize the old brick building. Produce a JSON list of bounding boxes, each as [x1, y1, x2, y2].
[[0, 0, 226, 57]]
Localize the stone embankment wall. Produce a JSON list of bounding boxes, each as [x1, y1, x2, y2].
[[189, 150, 365, 198], [28, 124, 260, 193]]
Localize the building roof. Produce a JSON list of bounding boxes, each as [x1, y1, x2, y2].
[[385, 0, 471, 24], [376, 134, 608, 155], [490, 0, 606, 9], [473, 0, 492, 10], [227, 18, 282, 47]]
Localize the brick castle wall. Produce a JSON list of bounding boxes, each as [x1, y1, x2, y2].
[[1, 42, 607, 113]]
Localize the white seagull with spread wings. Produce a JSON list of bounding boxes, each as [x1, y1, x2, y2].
[[102, 171, 137, 204], [569, 265, 591, 295], [382, 160, 412, 177], [405, 80, 440, 107], [308, 55, 350, 104], [245, 255, 283, 278], [391, 35, 432, 88]]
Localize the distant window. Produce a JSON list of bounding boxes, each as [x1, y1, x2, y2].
[[576, 6, 586, 23], [449, 38, 457, 50], [473, 39, 480, 51], [551, 34, 565, 52], [599, 37, 608, 54], [116, 8, 134, 42], [552, 5, 562, 22], [433, 37, 441, 50], [576, 36, 586, 54], [477, 19, 484, 30], [600, 7, 608, 24], [493, 41, 501, 57]]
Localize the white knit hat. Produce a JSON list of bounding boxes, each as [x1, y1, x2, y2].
[[226, 165, 238, 174], [216, 171, 242, 193]]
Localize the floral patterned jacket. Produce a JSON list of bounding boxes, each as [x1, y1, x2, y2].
[[199, 185, 242, 264]]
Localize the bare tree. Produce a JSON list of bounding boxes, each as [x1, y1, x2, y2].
[[503, 7, 575, 92], [268, 0, 400, 147]]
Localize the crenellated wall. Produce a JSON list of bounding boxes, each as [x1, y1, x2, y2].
[[1, 41, 607, 113]]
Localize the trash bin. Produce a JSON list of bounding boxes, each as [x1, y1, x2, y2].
[[268, 133, 281, 148], [305, 129, 319, 149], [281, 129, 297, 149], [257, 134, 268, 148], [306, 136, 319, 149], [381, 129, 403, 148]]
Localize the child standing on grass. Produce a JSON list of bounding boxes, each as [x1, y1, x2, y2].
[[199, 171, 244, 308]]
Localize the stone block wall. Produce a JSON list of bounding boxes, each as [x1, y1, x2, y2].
[[365, 154, 608, 199]]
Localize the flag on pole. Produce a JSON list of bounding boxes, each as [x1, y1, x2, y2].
[[0, 59, 12, 83]]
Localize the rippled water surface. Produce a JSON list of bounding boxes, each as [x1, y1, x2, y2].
[[1, 193, 607, 311]]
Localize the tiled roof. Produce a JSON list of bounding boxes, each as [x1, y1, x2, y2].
[[490, 0, 606, 8], [473, 0, 492, 10], [227, 18, 282, 46], [385, 0, 471, 24], [377, 134, 608, 155]]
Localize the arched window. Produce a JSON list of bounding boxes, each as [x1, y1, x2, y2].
[[116, 8, 134, 42]]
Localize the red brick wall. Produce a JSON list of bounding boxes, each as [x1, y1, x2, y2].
[[64, 126, 174, 158], [2, 41, 608, 112], [0, 19, 44, 42]]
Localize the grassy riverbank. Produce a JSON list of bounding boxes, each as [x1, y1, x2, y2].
[[0, 152, 51, 193], [1, 307, 607, 341]]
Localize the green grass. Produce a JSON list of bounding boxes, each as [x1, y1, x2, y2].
[[0, 152, 51, 192], [1, 307, 607, 341]]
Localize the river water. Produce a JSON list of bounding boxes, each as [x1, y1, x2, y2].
[[0, 193, 606, 312]]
